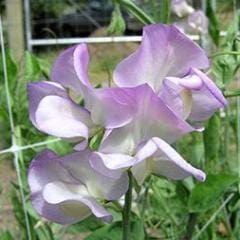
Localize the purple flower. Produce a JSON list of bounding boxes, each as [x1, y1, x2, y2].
[[91, 137, 206, 185], [159, 68, 227, 121], [171, 0, 194, 18], [28, 81, 96, 141], [88, 24, 227, 184], [89, 84, 205, 184], [188, 10, 209, 34], [28, 149, 128, 224], [27, 24, 227, 224], [28, 45, 137, 143], [113, 24, 226, 121], [114, 24, 209, 92]]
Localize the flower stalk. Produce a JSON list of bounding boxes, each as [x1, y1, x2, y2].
[[122, 171, 133, 240]]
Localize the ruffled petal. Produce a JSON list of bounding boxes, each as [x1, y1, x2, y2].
[[88, 87, 136, 128], [159, 78, 189, 119], [43, 181, 112, 222], [131, 137, 206, 184], [35, 95, 94, 140], [28, 150, 84, 224], [51, 45, 91, 95], [73, 43, 92, 88], [100, 84, 197, 155], [51, 44, 136, 129], [114, 24, 209, 91], [186, 69, 227, 121], [59, 151, 129, 201], [100, 125, 136, 155], [31, 192, 91, 225], [28, 150, 75, 193], [90, 152, 134, 171], [28, 149, 121, 224], [160, 68, 227, 121], [27, 81, 68, 127]]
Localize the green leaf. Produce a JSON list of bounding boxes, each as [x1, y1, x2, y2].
[[206, 0, 220, 46], [108, 3, 126, 35], [25, 51, 41, 80], [176, 182, 189, 204], [0, 231, 14, 240], [0, 48, 17, 91], [224, 10, 240, 45], [188, 173, 238, 212], [67, 216, 104, 234], [117, 0, 154, 25], [85, 223, 122, 240], [89, 129, 104, 151], [149, 177, 181, 225], [131, 218, 145, 240], [85, 217, 144, 240], [203, 114, 221, 163], [132, 176, 141, 194], [159, 0, 170, 24], [46, 137, 73, 155], [37, 57, 51, 79]]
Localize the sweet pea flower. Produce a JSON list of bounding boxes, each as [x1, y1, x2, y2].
[[91, 137, 206, 185], [28, 45, 137, 146], [159, 68, 227, 121], [113, 24, 227, 121], [171, 0, 194, 18], [28, 81, 97, 143], [114, 24, 209, 91], [27, 23, 227, 225], [50, 44, 135, 129], [89, 84, 206, 184], [188, 10, 209, 34], [89, 24, 227, 184], [28, 149, 128, 224]]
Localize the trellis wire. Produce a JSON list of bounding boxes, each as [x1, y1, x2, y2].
[[0, 138, 61, 155], [0, 15, 32, 240]]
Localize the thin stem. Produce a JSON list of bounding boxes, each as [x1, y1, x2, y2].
[[122, 171, 133, 240], [139, 182, 149, 236], [209, 51, 240, 58], [237, 74, 240, 194], [224, 90, 240, 98], [224, 108, 230, 164], [182, 213, 198, 240]]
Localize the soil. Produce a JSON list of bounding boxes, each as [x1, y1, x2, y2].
[[0, 155, 18, 233]]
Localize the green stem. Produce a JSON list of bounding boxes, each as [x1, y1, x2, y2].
[[209, 51, 240, 58], [224, 108, 230, 165], [182, 213, 198, 240], [139, 182, 149, 232], [122, 171, 133, 240], [224, 90, 240, 98], [237, 91, 240, 193]]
